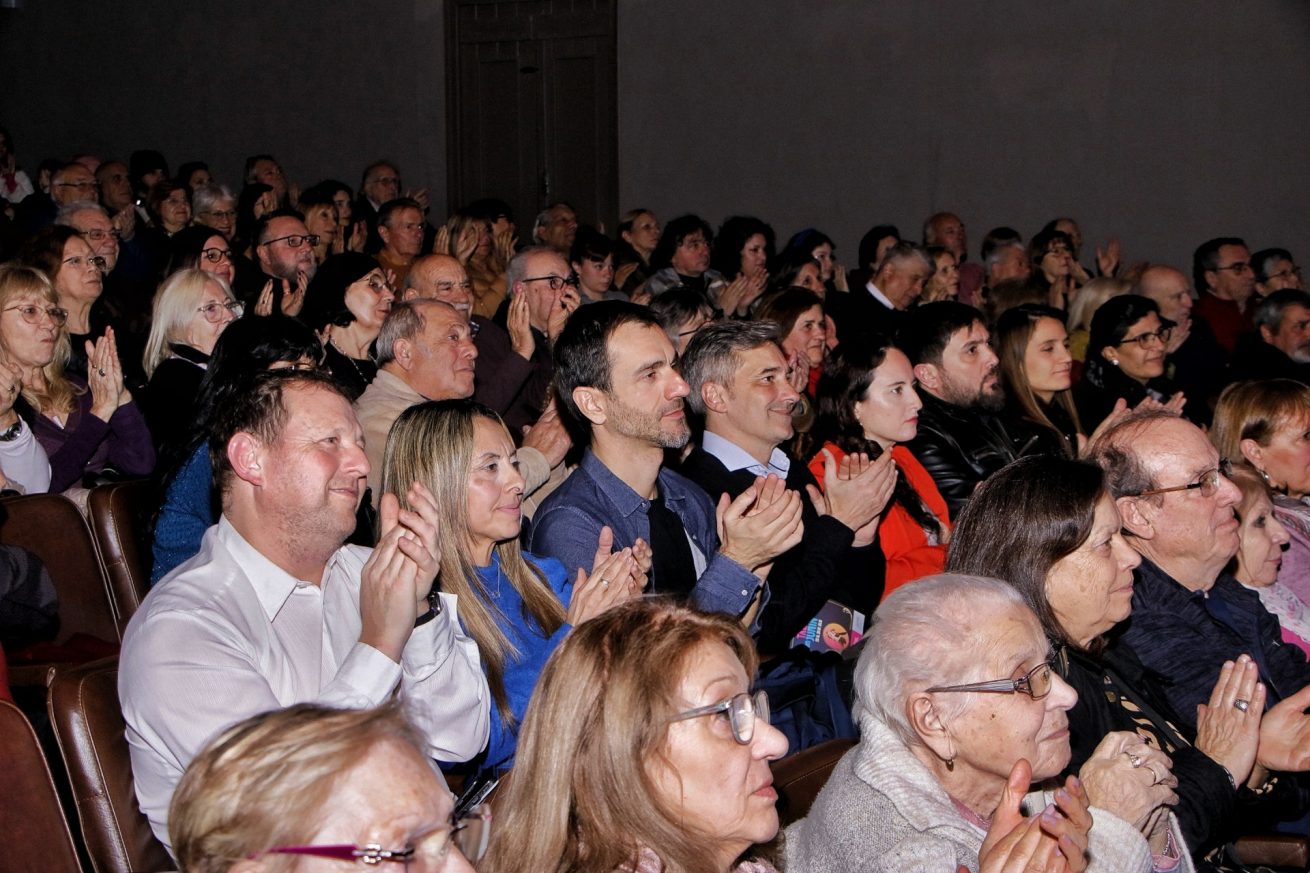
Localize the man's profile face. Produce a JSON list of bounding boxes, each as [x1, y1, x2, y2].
[[934, 321, 1002, 410], [252, 159, 287, 199], [258, 216, 317, 281], [1269, 304, 1310, 363], [537, 205, 578, 252], [1207, 244, 1255, 301], [516, 250, 571, 331], [932, 214, 966, 259], [598, 322, 691, 449], [990, 245, 1031, 283], [405, 257, 472, 315], [52, 165, 98, 206], [1140, 268, 1193, 326], [882, 258, 932, 310], [718, 343, 800, 449], [406, 303, 478, 400], [258, 384, 369, 545], [96, 162, 133, 211]]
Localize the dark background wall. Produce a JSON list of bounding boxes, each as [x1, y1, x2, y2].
[[0, 0, 448, 208], [4, 1, 1307, 273]]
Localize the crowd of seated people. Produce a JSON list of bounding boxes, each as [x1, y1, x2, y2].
[[3, 132, 1310, 873]]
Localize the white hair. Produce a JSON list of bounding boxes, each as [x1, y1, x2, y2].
[[854, 573, 1030, 746]]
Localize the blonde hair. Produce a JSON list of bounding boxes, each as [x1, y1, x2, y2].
[[143, 269, 232, 377], [0, 264, 75, 417], [481, 599, 761, 873], [169, 702, 432, 873], [1067, 276, 1131, 333], [381, 399, 565, 724], [1212, 380, 1310, 476]]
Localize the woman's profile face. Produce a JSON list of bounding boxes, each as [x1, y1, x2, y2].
[[650, 640, 788, 871], [1235, 492, 1290, 588], [183, 278, 239, 355], [740, 234, 768, 278], [1248, 414, 1310, 498], [343, 269, 395, 332], [812, 243, 835, 282], [304, 205, 339, 248], [56, 235, 104, 304], [623, 212, 660, 256], [1103, 312, 1166, 383], [853, 347, 921, 449], [794, 263, 824, 296], [937, 605, 1078, 785], [783, 304, 826, 370], [0, 292, 60, 369], [1044, 495, 1141, 647], [924, 251, 959, 301], [1022, 317, 1073, 397], [465, 416, 525, 564]]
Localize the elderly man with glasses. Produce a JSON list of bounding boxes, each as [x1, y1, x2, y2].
[[1088, 410, 1310, 784]]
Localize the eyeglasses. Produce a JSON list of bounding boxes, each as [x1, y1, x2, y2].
[[926, 661, 1054, 700], [54, 181, 99, 191], [1118, 326, 1172, 348], [196, 300, 244, 323], [258, 804, 492, 868], [199, 247, 232, 264], [62, 254, 107, 271], [201, 209, 238, 220], [1212, 261, 1252, 274], [364, 275, 393, 294], [1126, 457, 1233, 499], [522, 273, 579, 292], [4, 304, 68, 326], [260, 233, 320, 249], [80, 228, 120, 242], [670, 690, 770, 745], [1270, 267, 1303, 283]]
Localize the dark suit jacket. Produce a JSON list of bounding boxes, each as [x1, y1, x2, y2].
[[825, 286, 903, 346], [486, 300, 553, 433], [679, 445, 884, 655]]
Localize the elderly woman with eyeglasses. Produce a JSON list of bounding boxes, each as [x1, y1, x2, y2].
[[170, 702, 488, 873], [787, 573, 1189, 873], [483, 599, 788, 873], [1075, 295, 1191, 428], [141, 268, 242, 455], [301, 253, 395, 400], [0, 264, 152, 492]]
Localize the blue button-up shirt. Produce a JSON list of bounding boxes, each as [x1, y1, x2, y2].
[[528, 448, 765, 621]]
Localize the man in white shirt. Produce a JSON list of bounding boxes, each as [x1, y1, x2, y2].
[[120, 369, 488, 852]]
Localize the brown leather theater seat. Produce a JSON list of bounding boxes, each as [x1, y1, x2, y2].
[[87, 480, 157, 636], [0, 698, 83, 873], [769, 737, 855, 827], [47, 657, 173, 873]]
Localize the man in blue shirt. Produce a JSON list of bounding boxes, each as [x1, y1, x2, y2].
[[529, 302, 801, 623]]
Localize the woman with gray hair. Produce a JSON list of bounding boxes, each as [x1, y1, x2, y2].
[[786, 573, 1190, 873]]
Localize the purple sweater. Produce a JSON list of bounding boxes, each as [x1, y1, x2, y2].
[[26, 375, 155, 492]]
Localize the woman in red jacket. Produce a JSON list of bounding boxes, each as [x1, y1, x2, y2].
[[805, 337, 950, 599]]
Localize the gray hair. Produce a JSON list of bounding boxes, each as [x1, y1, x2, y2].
[[984, 241, 1025, 275], [854, 573, 1029, 746], [192, 183, 236, 215], [54, 200, 106, 226], [1254, 289, 1310, 334], [876, 241, 933, 278], [1083, 408, 1181, 498], [375, 299, 431, 366], [678, 320, 781, 416], [505, 245, 556, 294]]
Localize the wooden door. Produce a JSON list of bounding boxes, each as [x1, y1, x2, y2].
[[446, 0, 617, 231]]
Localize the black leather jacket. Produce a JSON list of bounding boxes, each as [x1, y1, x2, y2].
[[904, 392, 1028, 518]]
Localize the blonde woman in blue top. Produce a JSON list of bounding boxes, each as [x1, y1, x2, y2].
[[382, 398, 647, 775]]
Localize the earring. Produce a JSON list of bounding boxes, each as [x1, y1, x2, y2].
[[1110, 358, 1120, 367], [1257, 467, 1273, 486], [945, 756, 955, 772]]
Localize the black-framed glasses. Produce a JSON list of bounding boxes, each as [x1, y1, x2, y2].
[[1212, 261, 1252, 274], [4, 304, 68, 326], [199, 247, 232, 264], [670, 690, 770, 745], [196, 300, 243, 323], [522, 273, 579, 291], [257, 804, 491, 867], [261, 233, 319, 249], [1125, 457, 1233, 499], [1118, 326, 1172, 348], [1270, 267, 1303, 282], [62, 254, 107, 271], [926, 661, 1054, 700]]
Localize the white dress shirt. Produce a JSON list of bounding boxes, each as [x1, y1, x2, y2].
[[701, 430, 792, 478], [120, 517, 489, 851], [865, 281, 895, 311]]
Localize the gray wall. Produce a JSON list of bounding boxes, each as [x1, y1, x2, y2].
[[3, 1, 1307, 274], [0, 0, 447, 208], [617, 0, 1310, 272]]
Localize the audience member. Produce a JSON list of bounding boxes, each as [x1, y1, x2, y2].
[[243, 154, 290, 208], [919, 245, 960, 303], [1027, 227, 1077, 310], [924, 211, 982, 304], [191, 185, 237, 242], [1193, 236, 1256, 356], [301, 252, 394, 399], [755, 286, 828, 400], [122, 369, 489, 849], [382, 399, 643, 774], [531, 202, 578, 254], [1252, 247, 1301, 297], [784, 227, 847, 296], [374, 197, 425, 288], [614, 207, 659, 295], [569, 226, 624, 304], [246, 209, 316, 316], [995, 303, 1084, 457], [355, 160, 401, 238], [1076, 295, 1189, 427], [829, 241, 932, 344], [1066, 275, 1130, 361], [1227, 466, 1309, 656], [483, 600, 789, 873], [1230, 289, 1310, 384], [170, 703, 487, 872], [1133, 263, 1225, 410], [644, 214, 725, 300]]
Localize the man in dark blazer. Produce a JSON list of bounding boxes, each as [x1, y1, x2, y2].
[[827, 241, 933, 346]]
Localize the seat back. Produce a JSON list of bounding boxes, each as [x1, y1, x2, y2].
[[0, 699, 83, 873], [87, 480, 157, 635], [0, 492, 118, 645], [47, 658, 173, 873], [769, 737, 856, 826]]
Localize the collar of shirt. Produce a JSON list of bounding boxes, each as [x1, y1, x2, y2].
[[865, 282, 895, 310], [579, 448, 654, 518], [701, 430, 791, 478], [216, 516, 331, 620]]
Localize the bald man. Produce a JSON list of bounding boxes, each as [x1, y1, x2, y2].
[[1134, 264, 1223, 423]]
